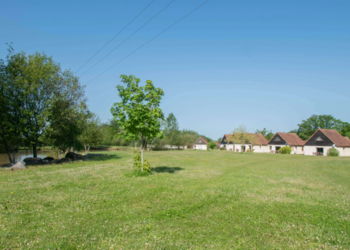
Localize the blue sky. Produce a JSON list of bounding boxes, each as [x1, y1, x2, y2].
[[1, 0, 349, 140]]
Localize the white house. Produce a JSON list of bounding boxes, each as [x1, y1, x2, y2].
[[220, 133, 269, 152], [303, 129, 350, 156], [267, 133, 305, 154], [193, 137, 208, 150]]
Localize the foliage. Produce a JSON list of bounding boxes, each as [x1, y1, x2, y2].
[[142, 160, 151, 172], [79, 114, 102, 152], [279, 146, 291, 154], [246, 148, 255, 153], [111, 75, 165, 169], [256, 128, 274, 141], [327, 148, 339, 157], [217, 137, 222, 143], [164, 113, 180, 149], [133, 152, 151, 172], [297, 115, 347, 140], [207, 141, 217, 150], [1, 150, 349, 249], [220, 145, 226, 150], [232, 125, 254, 144]]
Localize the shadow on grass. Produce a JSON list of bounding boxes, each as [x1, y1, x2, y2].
[[84, 154, 121, 162], [152, 166, 184, 173]]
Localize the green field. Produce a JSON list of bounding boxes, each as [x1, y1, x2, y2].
[[0, 150, 349, 249]]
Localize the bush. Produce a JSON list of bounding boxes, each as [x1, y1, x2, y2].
[[220, 145, 226, 150], [133, 152, 151, 172], [246, 148, 254, 153], [327, 148, 339, 156], [279, 146, 291, 154], [207, 141, 217, 150]]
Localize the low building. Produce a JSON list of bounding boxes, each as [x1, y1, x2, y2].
[[267, 133, 305, 154], [220, 133, 269, 152], [193, 137, 208, 150], [303, 129, 350, 156]]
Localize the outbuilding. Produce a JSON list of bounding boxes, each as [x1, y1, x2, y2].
[[193, 137, 208, 150], [303, 129, 350, 156], [267, 133, 305, 154]]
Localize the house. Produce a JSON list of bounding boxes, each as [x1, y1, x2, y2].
[[193, 137, 208, 150], [303, 129, 350, 156], [267, 133, 305, 154], [220, 133, 269, 152], [214, 141, 220, 149]]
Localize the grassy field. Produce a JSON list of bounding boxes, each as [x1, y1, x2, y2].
[[0, 150, 349, 249]]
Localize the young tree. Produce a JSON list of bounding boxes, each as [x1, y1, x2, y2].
[[111, 75, 164, 170], [255, 128, 274, 141], [79, 114, 102, 152], [207, 141, 217, 150], [164, 113, 180, 150], [232, 125, 254, 144]]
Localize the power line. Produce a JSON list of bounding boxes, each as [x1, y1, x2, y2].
[[75, 0, 155, 73], [79, 0, 176, 78], [85, 0, 209, 85]]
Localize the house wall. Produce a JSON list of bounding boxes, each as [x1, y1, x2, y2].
[[252, 145, 269, 153], [226, 144, 252, 152], [344, 147, 350, 156], [194, 144, 207, 150], [289, 146, 304, 155], [304, 146, 332, 156]]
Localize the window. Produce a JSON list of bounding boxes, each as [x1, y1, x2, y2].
[[274, 137, 281, 142], [315, 137, 323, 142], [269, 146, 272, 150]]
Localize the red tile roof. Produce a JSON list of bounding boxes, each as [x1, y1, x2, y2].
[[194, 137, 208, 144], [313, 129, 350, 147], [268, 132, 305, 146], [214, 141, 220, 147], [223, 133, 268, 145]]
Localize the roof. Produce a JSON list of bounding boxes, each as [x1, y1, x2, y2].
[[214, 141, 220, 147], [307, 129, 350, 147], [268, 132, 305, 146], [223, 133, 268, 145], [194, 137, 208, 144]]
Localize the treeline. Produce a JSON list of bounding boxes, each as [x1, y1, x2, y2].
[[256, 114, 350, 141]]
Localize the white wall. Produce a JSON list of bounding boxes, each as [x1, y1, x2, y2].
[[344, 147, 350, 156], [194, 144, 207, 150], [252, 145, 269, 153], [304, 146, 332, 156], [225, 144, 252, 152]]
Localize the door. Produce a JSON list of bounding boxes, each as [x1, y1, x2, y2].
[[317, 148, 324, 156]]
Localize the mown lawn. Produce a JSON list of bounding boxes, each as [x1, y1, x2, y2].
[[0, 150, 349, 249]]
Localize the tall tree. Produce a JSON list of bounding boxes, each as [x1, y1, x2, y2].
[[255, 128, 274, 141], [232, 125, 254, 144], [297, 115, 347, 140], [111, 75, 164, 170], [164, 113, 180, 150]]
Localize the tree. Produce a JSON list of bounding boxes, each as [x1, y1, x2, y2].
[[47, 98, 88, 157], [255, 128, 274, 141], [217, 137, 223, 143], [79, 114, 102, 152], [232, 125, 254, 144], [297, 115, 347, 140], [164, 113, 180, 150], [111, 75, 164, 170], [207, 141, 217, 150]]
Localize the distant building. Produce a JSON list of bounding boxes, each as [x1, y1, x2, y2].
[[220, 133, 269, 152], [303, 129, 350, 156], [193, 137, 208, 150], [267, 133, 305, 154]]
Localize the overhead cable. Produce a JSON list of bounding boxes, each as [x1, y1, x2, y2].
[[85, 0, 209, 84]]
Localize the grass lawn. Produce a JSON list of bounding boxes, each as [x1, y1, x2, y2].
[[0, 150, 349, 249]]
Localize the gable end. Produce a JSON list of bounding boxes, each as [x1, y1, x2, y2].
[[268, 134, 286, 145], [304, 130, 333, 146]]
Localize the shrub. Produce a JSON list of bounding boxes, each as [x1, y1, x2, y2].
[[133, 152, 152, 172], [279, 146, 291, 154], [207, 141, 217, 150], [246, 148, 254, 153], [327, 148, 339, 156], [220, 145, 226, 150]]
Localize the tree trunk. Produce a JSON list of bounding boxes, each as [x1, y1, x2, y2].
[[73, 138, 75, 161], [33, 143, 37, 158], [12, 147, 16, 164], [88, 145, 90, 153], [84, 143, 87, 153], [3, 141, 13, 163], [140, 145, 144, 172]]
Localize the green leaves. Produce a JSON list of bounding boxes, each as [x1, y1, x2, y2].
[[111, 75, 165, 144]]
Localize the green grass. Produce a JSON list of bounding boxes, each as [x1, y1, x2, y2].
[[0, 150, 349, 249]]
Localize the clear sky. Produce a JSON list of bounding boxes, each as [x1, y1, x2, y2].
[[1, 0, 349, 140]]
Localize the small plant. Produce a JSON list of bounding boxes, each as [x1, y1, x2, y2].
[[279, 146, 291, 154], [246, 148, 254, 153], [133, 152, 152, 172], [327, 148, 339, 156], [220, 145, 226, 151]]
